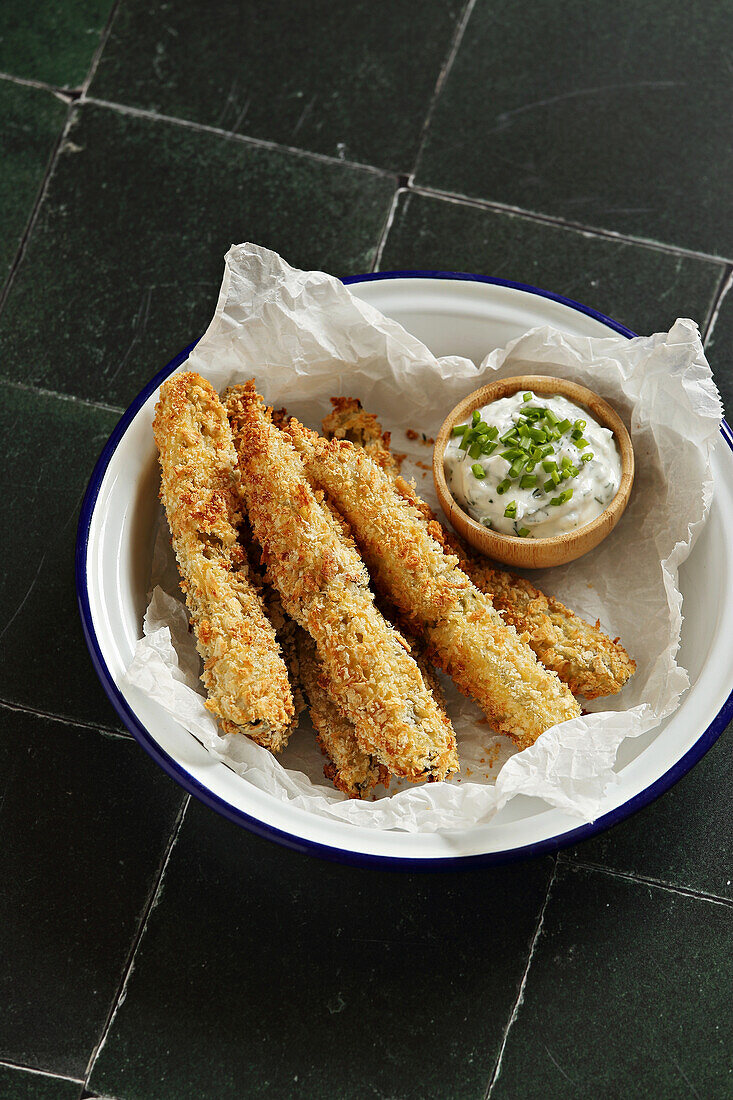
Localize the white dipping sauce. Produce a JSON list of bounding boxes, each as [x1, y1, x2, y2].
[[444, 390, 621, 538]]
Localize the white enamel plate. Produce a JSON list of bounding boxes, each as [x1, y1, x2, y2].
[[76, 273, 733, 868]]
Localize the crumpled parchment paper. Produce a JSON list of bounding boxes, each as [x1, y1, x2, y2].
[[123, 243, 723, 832]]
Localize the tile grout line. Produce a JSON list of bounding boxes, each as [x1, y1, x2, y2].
[[0, 0, 120, 319], [703, 265, 733, 344], [0, 69, 80, 100], [83, 95, 399, 182], [0, 104, 75, 318], [79, 0, 122, 99], [483, 859, 557, 1099], [561, 856, 733, 909], [371, 187, 404, 273], [409, 0, 478, 185], [0, 1058, 84, 1084], [0, 696, 129, 740], [405, 182, 733, 267], [3, 378, 124, 416], [82, 795, 190, 1089]]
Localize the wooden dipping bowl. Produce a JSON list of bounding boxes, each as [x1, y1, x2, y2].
[[433, 375, 634, 569]]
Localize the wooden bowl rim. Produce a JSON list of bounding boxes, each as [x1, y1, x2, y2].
[[433, 374, 635, 552]]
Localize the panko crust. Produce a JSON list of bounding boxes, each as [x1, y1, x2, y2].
[[153, 371, 294, 749], [295, 628, 387, 798], [288, 419, 581, 750], [323, 398, 636, 700], [225, 382, 459, 783]]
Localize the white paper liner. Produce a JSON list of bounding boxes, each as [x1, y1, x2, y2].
[[123, 243, 723, 832]]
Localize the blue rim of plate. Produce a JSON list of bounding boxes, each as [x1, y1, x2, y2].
[[75, 271, 733, 870]]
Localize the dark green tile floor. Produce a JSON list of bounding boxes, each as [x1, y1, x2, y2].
[[381, 191, 726, 337], [416, 0, 733, 257], [0, 705, 184, 1078], [0, 101, 396, 409], [490, 864, 733, 1099], [0, 82, 67, 285], [0, 1, 731, 1095], [0, 0, 115, 89], [0, 1064, 81, 1100], [89, 0, 462, 172], [0, 383, 120, 729], [89, 800, 553, 1100]]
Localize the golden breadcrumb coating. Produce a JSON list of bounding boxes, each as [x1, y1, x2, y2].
[[239, 520, 306, 720], [295, 628, 386, 798], [153, 371, 295, 749], [241, 507, 379, 797], [287, 419, 580, 750], [323, 398, 636, 699], [225, 382, 459, 782]]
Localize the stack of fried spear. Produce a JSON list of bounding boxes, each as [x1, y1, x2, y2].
[[153, 372, 635, 799]]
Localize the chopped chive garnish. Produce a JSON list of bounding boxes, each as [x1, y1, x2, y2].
[[504, 500, 518, 519], [475, 422, 491, 435], [522, 392, 532, 402], [581, 451, 594, 463], [472, 409, 481, 426], [567, 464, 579, 478], [452, 424, 468, 436], [576, 438, 589, 449], [560, 455, 572, 468], [500, 429, 518, 444], [551, 469, 561, 485], [574, 419, 586, 431], [471, 462, 486, 479], [571, 428, 584, 441], [482, 440, 497, 456], [459, 433, 472, 450], [486, 425, 499, 440], [549, 489, 573, 506], [517, 527, 531, 538], [496, 478, 511, 495], [468, 441, 483, 459], [520, 474, 538, 489], [500, 448, 523, 461], [542, 459, 557, 473], [544, 478, 555, 492], [528, 427, 547, 443], [509, 458, 526, 478], [524, 459, 536, 472], [544, 408, 559, 426], [557, 418, 571, 434]]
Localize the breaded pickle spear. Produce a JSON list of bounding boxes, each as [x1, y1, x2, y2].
[[323, 399, 636, 700], [287, 419, 581, 750], [238, 519, 306, 722], [225, 382, 458, 782], [241, 517, 378, 798], [295, 628, 386, 798], [153, 371, 295, 749]]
